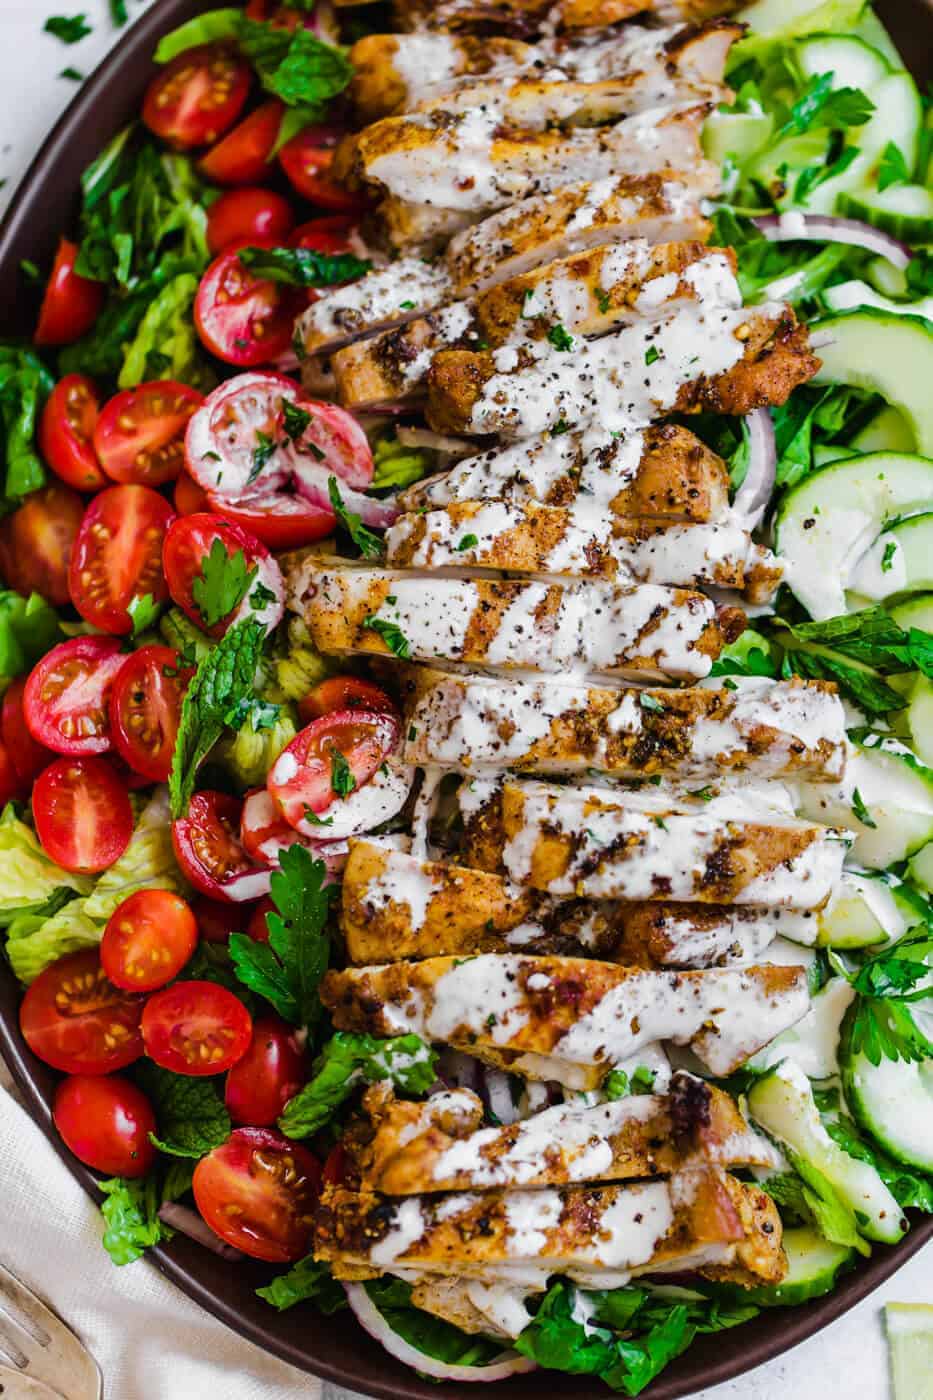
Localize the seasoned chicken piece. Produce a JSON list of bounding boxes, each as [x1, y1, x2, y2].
[[459, 778, 848, 908], [376, 199, 475, 256], [387, 500, 782, 597], [616, 901, 819, 967], [288, 559, 742, 681], [402, 423, 730, 525], [354, 1072, 779, 1194], [426, 300, 819, 437], [296, 258, 453, 358], [320, 952, 811, 1080], [350, 33, 533, 124], [400, 672, 847, 780], [336, 102, 713, 214], [394, 0, 740, 36]]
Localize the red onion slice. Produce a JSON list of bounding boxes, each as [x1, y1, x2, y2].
[[344, 1284, 537, 1382], [435, 1048, 483, 1092], [158, 1204, 244, 1261], [751, 212, 913, 269], [732, 409, 776, 530], [292, 459, 401, 528]]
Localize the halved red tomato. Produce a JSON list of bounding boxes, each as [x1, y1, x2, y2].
[[162, 513, 284, 638], [289, 215, 356, 253], [32, 756, 134, 873], [20, 948, 144, 1075], [142, 43, 251, 150], [279, 127, 369, 212], [247, 896, 274, 943], [268, 708, 401, 824], [225, 1016, 307, 1127], [192, 895, 253, 944], [0, 482, 84, 606], [101, 889, 198, 993], [184, 370, 297, 498], [174, 469, 210, 515], [195, 242, 303, 367], [0, 739, 21, 807], [142, 980, 252, 1076], [2, 676, 53, 787], [322, 1142, 348, 1187], [54, 1073, 157, 1177], [38, 375, 106, 491], [94, 381, 203, 487], [24, 636, 126, 755], [199, 100, 284, 185], [34, 239, 104, 346], [110, 645, 191, 781], [245, 0, 315, 27], [240, 787, 307, 865], [193, 1127, 321, 1261], [299, 675, 396, 723], [68, 484, 175, 634], [206, 188, 295, 256], [173, 791, 272, 903], [205, 489, 336, 549]]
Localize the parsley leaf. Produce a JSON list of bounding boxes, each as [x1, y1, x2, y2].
[[229, 845, 335, 1029], [639, 693, 665, 713], [547, 323, 575, 352], [329, 746, 356, 797], [327, 476, 383, 559], [779, 72, 874, 136], [645, 345, 660, 366], [135, 1062, 231, 1160], [60, 66, 84, 80], [127, 592, 163, 637], [239, 245, 371, 287], [248, 430, 277, 486], [239, 20, 353, 115], [456, 533, 478, 552], [257, 1257, 347, 1313], [362, 614, 411, 659], [878, 140, 911, 192], [191, 540, 258, 631], [277, 1031, 437, 1139], [44, 13, 92, 43]]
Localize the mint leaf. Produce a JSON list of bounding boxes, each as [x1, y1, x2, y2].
[[135, 1062, 231, 1160], [278, 1031, 436, 1139], [239, 246, 371, 287], [239, 20, 353, 114]]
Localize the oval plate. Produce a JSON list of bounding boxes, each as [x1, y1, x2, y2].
[[0, 3, 931, 1397]]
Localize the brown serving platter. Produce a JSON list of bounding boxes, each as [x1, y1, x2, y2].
[[0, 2, 931, 1396]]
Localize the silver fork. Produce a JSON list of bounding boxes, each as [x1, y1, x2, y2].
[[0, 1259, 101, 1400]]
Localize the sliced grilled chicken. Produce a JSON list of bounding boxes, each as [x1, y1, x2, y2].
[[393, 0, 741, 36], [336, 102, 713, 214], [377, 199, 476, 257], [459, 779, 848, 907], [387, 500, 782, 597], [350, 33, 533, 124], [354, 1072, 779, 1195], [340, 840, 821, 966], [296, 258, 453, 359], [401, 422, 730, 525], [426, 300, 819, 437], [400, 672, 847, 780], [322, 950, 809, 1081], [289, 560, 743, 681]]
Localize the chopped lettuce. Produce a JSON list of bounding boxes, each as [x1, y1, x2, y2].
[[0, 806, 92, 919], [99, 1174, 165, 1266], [117, 273, 215, 392], [0, 346, 55, 504], [84, 787, 187, 920], [371, 435, 432, 492], [277, 1032, 437, 1139], [0, 591, 64, 679], [273, 616, 333, 701], [257, 1257, 347, 1313], [5, 899, 101, 985], [221, 706, 297, 787], [153, 8, 242, 62]]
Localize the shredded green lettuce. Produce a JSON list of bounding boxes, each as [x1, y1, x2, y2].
[[84, 787, 187, 920], [0, 807, 92, 921]]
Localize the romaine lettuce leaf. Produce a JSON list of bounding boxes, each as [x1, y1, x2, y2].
[[5, 898, 101, 985], [0, 806, 92, 919], [83, 787, 187, 920]]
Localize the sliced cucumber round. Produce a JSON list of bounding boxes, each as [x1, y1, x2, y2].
[[773, 450, 933, 618], [702, 110, 773, 165], [801, 73, 921, 215], [823, 280, 933, 324], [810, 310, 933, 457], [849, 404, 917, 455], [908, 840, 933, 894], [891, 593, 933, 632], [840, 1003, 933, 1171], [817, 873, 911, 949], [853, 9, 909, 69], [865, 254, 909, 297], [741, 0, 866, 38], [796, 34, 890, 90], [738, 1226, 856, 1306], [848, 511, 933, 602], [902, 678, 933, 769], [840, 184, 933, 243], [746, 976, 854, 1078]]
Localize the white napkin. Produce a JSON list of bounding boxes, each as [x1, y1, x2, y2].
[[0, 1072, 322, 1400]]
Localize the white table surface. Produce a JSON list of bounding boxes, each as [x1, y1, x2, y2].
[[0, 3, 930, 1397]]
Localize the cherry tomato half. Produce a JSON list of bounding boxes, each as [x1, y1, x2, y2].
[[225, 1016, 307, 1127], [195, 243, 303, 367], [68, 484, 176, 634], [279, 127, 369, 213], [247, 896, 274, 943], [20, 948, 144, 1075], [207, 188, 295, 256], [162, 513, 284, 639], [240, 787, 308, 866], [322, 1142, 348, 1187], [192, 895, 254, 944], [289, 215, 356, 253], [142, 43, 250, 151], [268, 708, 401, 823], [24, 636, 126, 755], [0, 482, 84, 606], [299, 674, 395, 723], [206, 489, 335, 549], [110, 644, 191, 782], [172, 791, 272, 903], [33, 756, 134, 873], [245, 0, 316, 29], [1, 676, 53, 787], [199, 100, 284, 185], [34, 238, 104, 346], [174, 469, 210, 516], [193, 1127, 321, 1262], [0, 739, 21, 808], [142, 980, 252, 1077], [101, 889, 198, 993], [94, 381, 203, 487], [54, 1074, 157, 1178], [38, 375, 106, 492]]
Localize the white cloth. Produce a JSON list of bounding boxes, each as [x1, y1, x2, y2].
[[0, 1071, 321, 1400]]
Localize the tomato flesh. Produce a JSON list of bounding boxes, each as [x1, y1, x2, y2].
[[0, 739, 21, 808], [174, 469, 210, 516], [193, 1127, 321, 1262], [247, 896, 274, 944], [195, 243, 303, 367], [101, 889, 198, 993], [0, 482, 84, 606], [289, 215, 356, 252], [39, 375, 106, 491], [143, 43, 251, 150], [54, 1074, 157, 1178], [206, 188, 295, 255], [110, 644, 191, 782], [225, 1016, 307, 1127], [2, 676, 53, 787], [279, 128, 369, 212], [205, 489, 335, 549], [24, 636, 126, 755], [269, 708, 401, 823], [299, 674, 396, 723], [172, 791, 272, 903], [35, 239, 104, 346], [142, 980, 252, 1076], [68, 484, 175, 634], [192, 895, 253, 944], [94, 381, 203, 487], [162, 512, 284, 638], [20, 948, 144, 1075], [199, 100, 284, 185], [33, 756, 133, 873]]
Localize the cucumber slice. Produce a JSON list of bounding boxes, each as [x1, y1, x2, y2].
[[797, 34, 890, 91], [848, 512, 933, 602], [817, 873, 912, 949], [796, 734, 933, 869], [823, 280, 933, 323], [902, 678, 933, 768], [773, 449, 933, 618], [840, 184, 933, 243], [747, 976, 854, 1078], [801, 73, 921, 215], [810, 310, 933, 458], [908, 840, 933, 894], [746, 131, 830, 204], [740, 0, 865, 37], [840, 1003, 933, 1170], [849, 404, 917, 455], [747, 1060, 906, 1244], [853, 9, 908, 70], [738, 1226, 855, 1306], [886, 1304, 933, 1400], [891, 593, 933, 632], [702, 110, 773, 165], [812, 443, 857, 466], [865, 254, 909, 298]]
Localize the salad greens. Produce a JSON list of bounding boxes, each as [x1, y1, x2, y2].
[[277, 1031, 438, 1139], [256, 1255, 347, 1313], [135, 1062, 231, 1160], [0, 347, 54, 505]]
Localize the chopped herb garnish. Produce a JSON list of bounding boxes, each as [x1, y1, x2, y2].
[[645, 345, 660, 366], [329, 746, 356, 798], [456, 533, 478, 552], [399, 299, 415, 310], [881, 540, 897, 574], [327, 476, 383, 560], [547, 323, 574, 352], [551, 419, 570, 437], [238, 245, 371, 287], [281, 399, 311, 443], [303, 805, 334, 827], [851, 788, 877, 829], [596, 288, 611, 313], [362, 614, 411, 659], [689, 786, 715, 802], [44, 13, 92, 43], [639, 693, 665, 713], [60, 66, 84, 80], [248, 430, 277, 485]]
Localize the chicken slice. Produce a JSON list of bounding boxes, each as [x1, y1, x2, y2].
[[319, 952, 811, 1080], [350, 33, 533, 123], [459, 778, 848, 908], [393, 0, 741, 36], [296, 258, 453, 359]]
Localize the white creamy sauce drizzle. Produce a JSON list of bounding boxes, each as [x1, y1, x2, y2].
[[297, 259, 452, 348]]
